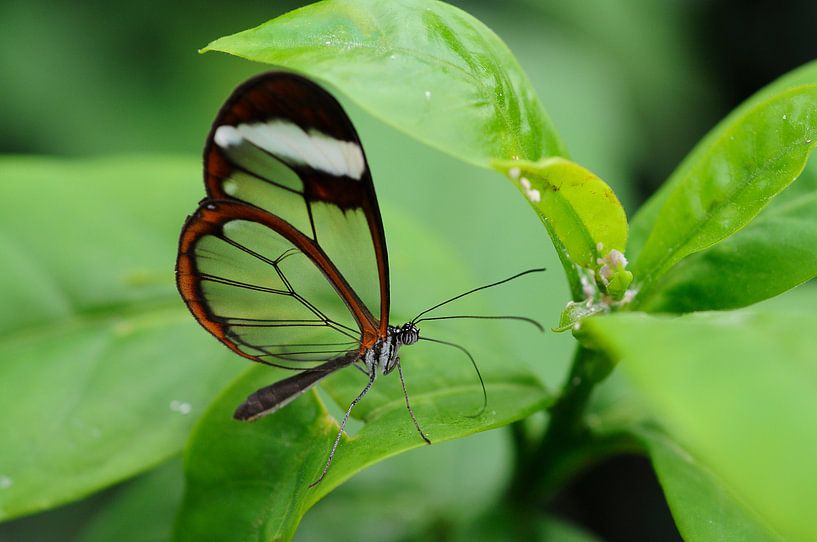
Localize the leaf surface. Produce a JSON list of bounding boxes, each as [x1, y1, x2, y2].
[[0, 157, 242, 521], [202, 0, 566, 167], [582, 311, 817, 542]]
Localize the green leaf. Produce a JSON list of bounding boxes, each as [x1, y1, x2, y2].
[[581, 311, 817, 542], [629, 60, 817, 261], [629, 84, 817, 303], [492, 157, 628, 301], [640, 428, 778, 542], [637, 159, 817, 312], [0, 156, 241, 521], [175, 226, 549, 542], [78, 430, 511, 542], [201, 0, 566, 167]]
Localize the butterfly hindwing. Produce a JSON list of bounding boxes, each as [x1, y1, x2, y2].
[[177, 200, 369, 367]]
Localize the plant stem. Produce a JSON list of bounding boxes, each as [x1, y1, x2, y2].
[[507, 344, 636, 507]]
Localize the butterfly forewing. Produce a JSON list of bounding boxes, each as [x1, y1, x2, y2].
[[203, 73, 389, 333], [177, 72, 391, 369]]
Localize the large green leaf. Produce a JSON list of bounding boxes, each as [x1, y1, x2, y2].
[[77, 430, 512, 542], [493, 157, 628, 300], [175, 221, 550, 542], [581, 311, 817, 542], [176, 360, 546, 542], [201, 0, 566, 167], [629, 84, 817, 303], [0, 157, 241, 520], [638, 159, 817, 312], [628, 60, 817, 261]]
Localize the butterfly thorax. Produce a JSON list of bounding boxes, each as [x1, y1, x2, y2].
[[363, 323, 419, 376]]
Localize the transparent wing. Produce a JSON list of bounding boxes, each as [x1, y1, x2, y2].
[[177, 201, 372, 368], [202, 72, 389, 334]]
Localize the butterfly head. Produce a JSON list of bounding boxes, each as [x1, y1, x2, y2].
[[378, 323, 420, 375], [395, 322, 420, 346]]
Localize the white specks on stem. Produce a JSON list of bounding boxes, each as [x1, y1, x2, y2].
[[597, 249, 628, 287], [620, 288, 638, 304], [580, 272, 596, 300], [0, 476, 12, 489], [518, 176, 541, 202]]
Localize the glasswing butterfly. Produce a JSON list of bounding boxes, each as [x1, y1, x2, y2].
[[176, 72, 543, 485]]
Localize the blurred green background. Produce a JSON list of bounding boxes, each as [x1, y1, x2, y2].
[[2, 0, 815, 540]]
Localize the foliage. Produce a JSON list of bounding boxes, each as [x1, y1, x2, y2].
[[2, 0, 816, 541]]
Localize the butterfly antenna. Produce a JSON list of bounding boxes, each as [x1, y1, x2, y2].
[[414, 314, 544, 332], [410, 268, 545, 324], [419, 336, 487, 417]]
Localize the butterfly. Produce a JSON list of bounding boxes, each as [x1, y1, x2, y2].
[[176, 72, 543, 485]]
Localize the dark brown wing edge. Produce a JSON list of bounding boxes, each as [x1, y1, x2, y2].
[[234, 350, 359, 421], [202, 71, 391, 335], [175, 199, 382, 366]]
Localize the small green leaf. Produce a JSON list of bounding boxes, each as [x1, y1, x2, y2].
[[493, 157, 628, 301], [581, 311, 817, 542], [176, 321, 548, 541], [555, 300, 605, 333], [629, 60, 817, 261], [0, 157, 241, 521], [630, 85, 817, 302], [201, 0, 566, 167], [637, 160, 817, 312]]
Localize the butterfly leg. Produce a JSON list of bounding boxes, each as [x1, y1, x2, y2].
[[310, 370, 376, 487], [397, 361, 431, 445]]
